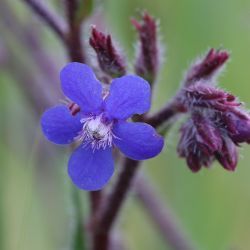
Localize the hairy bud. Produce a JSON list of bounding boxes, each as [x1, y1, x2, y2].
[[89, 27, 126, 78], [215, 136, 238, 171], [178, 113, 222, 172], [182, 83, 240, 112], [184, 48, 229, 86], [216, 109, 250, 144], [177, 79, 249, 172], [132, 12, 159, 84]]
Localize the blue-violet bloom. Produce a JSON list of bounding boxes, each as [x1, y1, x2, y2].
[[41, 63, 164, 191]]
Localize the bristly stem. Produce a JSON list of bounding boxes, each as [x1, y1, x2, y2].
[[93, 159, 140, 250], [98, 159, 139, 231], [135, 175, 195, 250], [22, 0, 66, 43], [145, 99, 184, 128]]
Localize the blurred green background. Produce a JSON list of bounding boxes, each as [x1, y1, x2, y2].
[[1, 0, 250, 249]]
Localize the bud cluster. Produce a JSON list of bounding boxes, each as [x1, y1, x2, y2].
[[178, 49, 250, 172], [84, 13, 250, 173]]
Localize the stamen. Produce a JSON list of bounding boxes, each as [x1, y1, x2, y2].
[[76, 114, 114, 150]]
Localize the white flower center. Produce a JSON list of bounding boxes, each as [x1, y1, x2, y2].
[[78, 114, 113, 150]]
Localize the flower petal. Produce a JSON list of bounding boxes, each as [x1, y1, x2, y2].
[[60, 63, 103, 114], [68, 146, 114, 191], [105, 75, 151, 119], [113, 122, 164, 160], [41, 105, 82, 145]]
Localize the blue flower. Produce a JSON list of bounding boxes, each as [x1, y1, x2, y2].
[[41, 63, 164, 191]]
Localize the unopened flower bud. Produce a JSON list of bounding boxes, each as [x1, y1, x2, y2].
[[68, 102, 80, 116], [215, 136, 238, 171], [217, 109, 250, 144], [192, 112, 222, 153], [184, 48, 229, 86], [178, 113, 222, 172], [89, 27, 126, 78], [132, 12, 159, 84], [186, 152, 213, 172], [182, 83, 240, 112]]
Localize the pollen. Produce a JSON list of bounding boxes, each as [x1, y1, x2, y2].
[[78, 114, 113, 150]]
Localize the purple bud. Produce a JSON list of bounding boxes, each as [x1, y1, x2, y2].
[[216, 109, 250, 144], [192, 112, 223, 153], [184, 48, 229, 86], [215, 136, 238, 171], [178, 113, 222, 172], [89, 27, 126, 78], [132, 12, 159, 84], [68, 102, 80, 116], [182, 83, 240, 112], [186, 152, 213, 172]]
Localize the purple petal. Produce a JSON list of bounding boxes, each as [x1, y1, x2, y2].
[[105, 75, 151, 119], [113, 121, 164, 160], [60, 63, 103, 114], [41, 105, 82, 145], [68, 146, 114, 191]]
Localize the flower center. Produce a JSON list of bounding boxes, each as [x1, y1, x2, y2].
[[79, 114, 113, 150]]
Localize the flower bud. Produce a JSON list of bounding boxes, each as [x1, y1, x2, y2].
[[132, 12, 159, 84], [184, 48, 229, 86], [182, 83, 240, 112], [215, 136, 238, 171], [192, 112, 223, 153], [178, 113, 222, 172], [217, 109, 250, 144], [186, 152, 213, 172], [89, 27, 126, 78], [68, 102, 80, 116]]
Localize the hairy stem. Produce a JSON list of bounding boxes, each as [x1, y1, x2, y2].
[[22, 0, 66, 43], [93, 159, 140, 250], [145, 100, 182, 128]]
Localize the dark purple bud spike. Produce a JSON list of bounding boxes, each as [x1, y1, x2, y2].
[[216, 136, 238, 171], [89, 27, 126, 78], [192, 112, 223, 153], [217, 109, 250, 144], [186, 154, 202, 172], [184, 48, 229, 86], [182, 84, 240, 112], [177, 113, 222, 172], [132, 12, 159, 84]]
